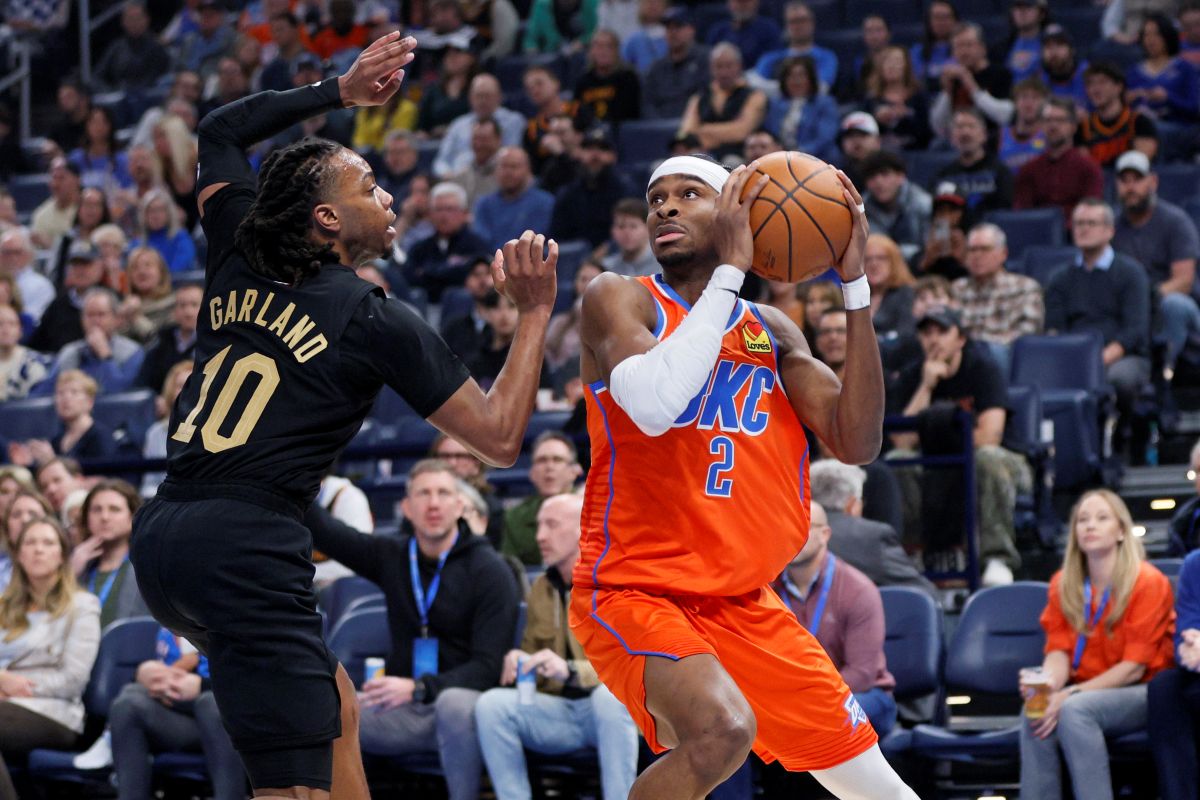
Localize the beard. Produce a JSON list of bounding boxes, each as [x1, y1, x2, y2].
[[656, 245, 697, 270]]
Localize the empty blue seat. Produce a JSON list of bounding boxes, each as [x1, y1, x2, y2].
[[555, 239, 592, 289], [371, 386, 419, 425], [616, 119, 681, 166], [691, 2, 730, 40], [0, 396, 56, 443], [327, 607, 390, 689], [905, 151, 958, 192], [440, 287, 474, 322], [416, 139, 440, 174], [8, 174, 50, 215], [323, 575, 385, 636], [1018, 244, 1078, 289], [93, 389, 157, 451], [1149, 557, 1184, 578], [984, 208, 1065, 260], [878, 587, 942, 757], [1153, 163, 1200, 206], [524, 410, 572, 445]]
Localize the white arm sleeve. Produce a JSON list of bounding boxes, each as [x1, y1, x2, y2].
[[609, 265, 745, 437]]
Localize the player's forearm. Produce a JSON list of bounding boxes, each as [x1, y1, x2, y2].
[[197, 79, 345, 157], [828, 309, 884, 464], [480, 308, 553, 465]]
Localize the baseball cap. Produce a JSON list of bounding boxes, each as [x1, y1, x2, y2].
[[662, 7, 693, 26], [1041, 23, 1072, 46], [1115, 150, 1151, 177], [580, 126, 614, 150], [933, 181, 966, 207], [839, 111, 879, 138], [67, 242, 99, 262], [917, 305, 962, 331]]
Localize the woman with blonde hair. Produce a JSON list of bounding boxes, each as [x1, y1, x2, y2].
[[862, 46, 932, 151], [90, 223, 129, 292], [0, 516, 101, 800], [151, 113, 198, 231], [1020, 489, 1175, 800], [0, 490, 55, 593], [118, 246, 175, 342], [799, 281, 844, 350], [131, 188, 195, 274], [864, 234, 916, 338]]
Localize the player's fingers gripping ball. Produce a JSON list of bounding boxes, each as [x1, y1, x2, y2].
[[741, 151, 854, 283]]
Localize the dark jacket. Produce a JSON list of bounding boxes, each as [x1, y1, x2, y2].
[[1169, 495, 1200, 557], [136, 325, 196, 393], [549, 167, 638, 247], [825, 509, 938, 599], [306, 507, 519, 702]]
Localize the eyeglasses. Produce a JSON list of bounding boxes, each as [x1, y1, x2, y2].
[[1072, 219, 1109, 228], [966, 245, 997, 253]]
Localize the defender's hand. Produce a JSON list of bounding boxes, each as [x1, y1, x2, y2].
[[714, 163, 769, 272], [493, 231, 558, 315], [338, 32, 418, 108]]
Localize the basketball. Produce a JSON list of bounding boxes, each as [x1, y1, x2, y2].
[[741, 151, 854, 283]]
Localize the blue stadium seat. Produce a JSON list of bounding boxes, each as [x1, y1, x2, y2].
[[323, 575, 385, 637], [910, 583, 1048, 765], [342, 592, 386, 620], [816, 28, 868, 71], [0, 396, 56, 443], [616, 119, 681, 166], [416, 139, 440, 174], [555, 239, 592, 289], [905, 151, 958, 192], [691, 2, 731, 40], [842, 0, 918, 27], [1018, 244, 1078, 289], [1185, 197, 1200, 233], [1054, 6, 1105, 49], [152, 751, 211, 784], [1149, 558, 1184, 578], [27, 617, 159, 784], [371, 386, 419, 425], [1153, 163, 1200, 206], [515, 600, 527, 648], [327, 607, 390, 689], [93, 389, 157, 452], [440, 287, 474, 322], [949, 0, 1002, 19], [984, 208, 1065, 260], [524, 410, 572, 445], [877, 587, 943, 757], [9, 174, 50, 215], [1005, 385, 1057, 546], [494, 52, 561, 94]]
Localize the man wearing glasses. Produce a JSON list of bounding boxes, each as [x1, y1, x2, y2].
[[1013, 97, 1104, 222], [502, 431, 582, 565]]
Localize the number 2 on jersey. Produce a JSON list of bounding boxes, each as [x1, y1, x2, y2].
[[171, 345, 280, 453], [706, 435, 735, 498]]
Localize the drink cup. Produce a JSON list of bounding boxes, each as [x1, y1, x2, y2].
[[517, 656, 536, 705], [1020, 667, 1052, 719], [364, 657, 386, 686]]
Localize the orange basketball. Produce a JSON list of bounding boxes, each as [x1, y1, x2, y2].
[[741, 151, 853, 283]]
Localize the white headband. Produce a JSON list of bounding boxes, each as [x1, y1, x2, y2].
[[647, 156, 730, 197]]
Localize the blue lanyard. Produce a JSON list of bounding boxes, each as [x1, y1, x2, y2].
[[783, 555, 837, 637], [1073, 579, 1111, 671], [409, 535, 455, 637], [88, 555, 129, 609]]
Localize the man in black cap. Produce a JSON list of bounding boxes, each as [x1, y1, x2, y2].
[[641, 8, 710, 119], [1038, 24, 1087, 107], [1079, 61, 1159, 167], [549, 127, 639, 247], [30, 242, 106, 354]]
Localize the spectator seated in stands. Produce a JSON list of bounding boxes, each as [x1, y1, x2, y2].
[[432, 433, 505, 549], [0, 304, 50, 403], [522, 0, 599, 53], [70, 480, 147, 630], [306, 459, 520, 800], [441, 257, 496, 361], [743, 128, 783, 163], [0, 228, 54, 326], [600, 199, 656, 277], [755, 2, 837, 92], [259, 11, 315, 93], [118, 248, 177, 346], [67, 107, 133, 193], [930, 22, 1014, 138], [621, 0, 667, 71], [706, 0, 780, 68], [1004, 0, 1047, 83], [763, 56, 839, 161], [1014, 97, 1104, 223], [863, 234, 917, 340], [30, 243, 106, 356], [140, 361, 191, 499], [372, 131, 420, 216], [476, 494, 639, 799], [94, 2, 170, 92], [1128, 13, 1200, 159], [1045, 199, 1151, 444], [29, 158, 81, 250], [771, 499, 898, 736], [1021, 490, 1174, 800], [521, 66, 589, 178], [0, 277, 31, 345], [834, 111, 881, 190], [911, 0, 958, 91], [679, 43, 768, 164], [128, 189, 197, 275], [433, 74, 525, 179], [0, 490, 54, 594], [574, 30, 642, 125], [51, 186, 112, 291], [0, 516, 101, 800], [862, 152, 931, 263], [1112, 150, 1200, 386], [796, 280, 842, 349], [1172, 439, 1200, 558], [760, 278, 803, 328], [641, 8, 709, 120], [535, 114, 586, 196], [1038, 24, 1088, 107], [861, 46, 933, 153], [1183, 4, 1200, 68], [846, 14, 894, 100], [392, 173, 435, 259], [174, 0, 236, 80], [46, 79, 92, 160], [1149, 549, 1200, 800], [448, 118, 503, 209], [466, 290, 550, 391], [457, 0, 519, 64], [311, 473, 374, 589], [546, 260, 604, 375], [503, 432, 583, 566], [918, 183, 970, 281], [887, 306, 1029, 587], [549, 126, 638, 248], [134, 281, 199, 394], [309, 0, 367, 61], [10, 371, 115, 470], [473, 148, 555, 252], [813, 308, 848, 384], [51, 288, 145, 396], [417, 38, 477, 139], [35, 458, 83, 519], [351, 88, 418, 157], [1080, 62, 1159, 168], [951, 223, 1044, 364], [999, 77, 1048, 173], [933, 109, 1014, 227], [405, 182, 490, 302], [808, 460, 937, 600]]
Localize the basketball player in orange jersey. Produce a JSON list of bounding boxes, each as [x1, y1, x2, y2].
[[567, 154, 920, 800]]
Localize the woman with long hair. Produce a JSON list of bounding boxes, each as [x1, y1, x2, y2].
[[765, 55, 840, 161], [152, 113, 199, 232], [862, 46, 932, 151], [799, 280, 844, 350], [1127, 14, 1200, 125], [67, 106, 132, 192], [0, 516, 100, 800], [1020, 490, 1175, 800], [573, 29, 642, 124], [68, 479, 147, 629], [864, 234, 916, 338], [416, 42, 478, 138], [910, 0, 957, 91], [118, 246, 175, 342], [52, 187, 113, 287], [0, 489, 52, 593], [130, 188, 196, 274]]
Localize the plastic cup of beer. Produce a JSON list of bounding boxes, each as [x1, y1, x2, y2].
[[1020, 667, 1051, 719], [364, 657, 385, 687]]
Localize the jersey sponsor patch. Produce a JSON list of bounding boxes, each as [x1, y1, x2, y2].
[[742, 321, 772, 354]]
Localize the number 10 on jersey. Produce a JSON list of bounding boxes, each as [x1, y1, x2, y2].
[[172, 345, 281, 453]]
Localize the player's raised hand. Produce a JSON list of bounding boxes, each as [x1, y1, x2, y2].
[[338, 31, 418, 108], [712, 163, 769, 273], [492, 230, 558, 315], [834, 168, 869, 283]]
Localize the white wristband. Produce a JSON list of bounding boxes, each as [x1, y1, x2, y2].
[[841, 275, 870, 311]]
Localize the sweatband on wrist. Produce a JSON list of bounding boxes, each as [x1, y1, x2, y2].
[[841, 275, 870, 311]]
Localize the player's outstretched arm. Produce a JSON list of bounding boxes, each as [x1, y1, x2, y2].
[[427, 231, 557, 467], [195, 32, 417, 216], [766, 171, 884, 464]]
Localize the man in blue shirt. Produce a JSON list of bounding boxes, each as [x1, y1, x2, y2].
[[706, 0, 781, 70], [755, 1, 838, 92], [473, 147, 556, 251]]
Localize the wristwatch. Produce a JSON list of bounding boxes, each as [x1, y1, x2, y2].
[[412, 677, 429, 704], [565, 660, 578, 685]]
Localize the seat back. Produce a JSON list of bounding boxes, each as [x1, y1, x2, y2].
[[85, 617, 160, 718], [616, 119, 682, 165], [1149, 558, 1184, 578], [1004, 384, 1043, 454], [879, 587, 943, 701], [323, 575, 384, 632], [1153, 163, 1200, 205], [944, 582, 1048, 694], [0, 396, 56, 442], [93, 389, 157, 452], [327, 607, 390, 689], [440, 287, 474, 323], [1018, 245, 1078, 289], [984, 208, 1065, 259], [1010, 333, 1106, 392]]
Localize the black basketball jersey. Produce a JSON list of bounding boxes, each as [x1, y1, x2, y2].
[[165, 180, 469, 506]]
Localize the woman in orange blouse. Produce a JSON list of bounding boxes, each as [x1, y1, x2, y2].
[[1019, 489, 1175, 800]]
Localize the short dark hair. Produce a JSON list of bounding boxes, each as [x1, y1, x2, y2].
[[613, 198, 648, 219], [1044, 96, 1077, 121], [533, 430, 578, 462], [1084, 61, 1126, 86], [861, 150, 906, 180], [473, 117, 502, 137], [37, 457, 81, 481], [1012, 76, 1050, 97]]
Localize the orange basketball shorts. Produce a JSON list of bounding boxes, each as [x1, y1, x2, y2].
[[568, 584, 878, 771]]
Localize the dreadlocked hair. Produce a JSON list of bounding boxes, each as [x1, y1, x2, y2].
[[234, 138, 343, 284]]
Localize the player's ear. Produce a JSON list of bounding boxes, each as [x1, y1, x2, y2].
[[312, 202, 341, 235]]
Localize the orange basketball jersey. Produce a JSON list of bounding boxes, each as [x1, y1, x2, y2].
[[574, 274, 812, 597]]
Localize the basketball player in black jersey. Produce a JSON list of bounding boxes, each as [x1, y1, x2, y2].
[[130, 33, 557, 799]]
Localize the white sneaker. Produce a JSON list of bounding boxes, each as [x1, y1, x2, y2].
[[73, 729, 112, 770], [981, 559, 1014, 588]]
